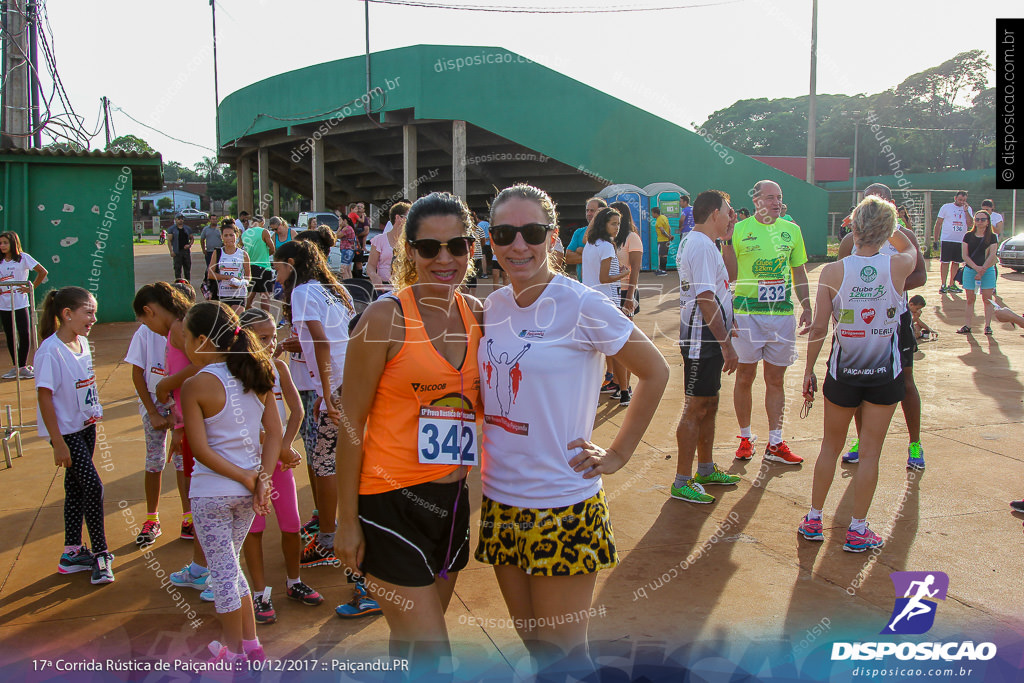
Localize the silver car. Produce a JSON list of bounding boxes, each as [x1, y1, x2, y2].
[[997, 233, 1024, 272]]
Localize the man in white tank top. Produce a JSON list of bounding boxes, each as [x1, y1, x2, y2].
[[836, 183, 928, 471]]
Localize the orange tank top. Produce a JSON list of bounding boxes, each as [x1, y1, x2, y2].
[[359, 287, 482, 495]]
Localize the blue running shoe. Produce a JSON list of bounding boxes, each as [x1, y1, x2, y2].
[[843, 439, 859, 464], [907, 442, 925, 470], [170, 564, 210, 590], [335, 580, 382, 618]]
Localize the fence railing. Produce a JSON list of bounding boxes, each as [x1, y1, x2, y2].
[[0, 280, 38, 468]]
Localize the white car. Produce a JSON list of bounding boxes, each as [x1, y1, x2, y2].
[[179, 208, 209, 220], [998, 233, 1024, 272]]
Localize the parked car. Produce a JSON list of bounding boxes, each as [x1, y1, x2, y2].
[[997, 233, 1024, 272], [297, 211, 340, 231], [179, 207, 209, 220]]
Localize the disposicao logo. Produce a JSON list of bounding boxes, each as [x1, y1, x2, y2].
[[883, 571, 948, 635], [831, 571, 997, 663]]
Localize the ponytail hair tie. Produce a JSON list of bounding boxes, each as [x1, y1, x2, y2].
[[234, 326, 241, 336]]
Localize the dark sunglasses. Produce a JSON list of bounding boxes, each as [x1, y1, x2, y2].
[[490, 223, 555, 246], [407, 236, 475, 258]]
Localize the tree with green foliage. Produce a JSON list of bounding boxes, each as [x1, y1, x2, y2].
[[156, 196, 174, 212], [696, 50, 994, 176], [107, 134, 155, 154]]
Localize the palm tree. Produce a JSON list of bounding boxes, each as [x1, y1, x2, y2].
[[195, 155, 223, 182]]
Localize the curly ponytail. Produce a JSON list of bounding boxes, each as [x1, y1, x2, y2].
[[39, 286, 93, 339], [184, 302, 274, 395]]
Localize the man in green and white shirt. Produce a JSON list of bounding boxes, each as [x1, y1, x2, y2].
[[723, 179, 811, 465]]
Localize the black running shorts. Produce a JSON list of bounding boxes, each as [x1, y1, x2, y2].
[[823, 374, 905, 408]]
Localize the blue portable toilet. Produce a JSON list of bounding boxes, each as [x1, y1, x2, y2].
[[644, 182, 690, 270], [597, 184, 652, 271]]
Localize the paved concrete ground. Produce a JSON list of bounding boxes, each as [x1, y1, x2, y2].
[[1, 244, 1022, 678]]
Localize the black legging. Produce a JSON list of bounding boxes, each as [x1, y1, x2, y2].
[[63, 425, 107, 553], [1, 306, 30, 367]]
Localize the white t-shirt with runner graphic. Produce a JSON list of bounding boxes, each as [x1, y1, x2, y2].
[[124, 325, 168, 415], [291, 280, 352, 396], [937, 203, 973, 242], [0, 252, 38, 311], [479, 275, 634, 508], [35, 333, 102, 439]]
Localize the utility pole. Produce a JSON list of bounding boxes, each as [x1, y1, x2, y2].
[[364, 0, 371, 103], [101, 96, 111, 148], [27, 0, 39, 148], [851, 120, 860, 208], [805, 0, 817, 184], [210, 0, 220, 150], [4, 0, 29, 149]]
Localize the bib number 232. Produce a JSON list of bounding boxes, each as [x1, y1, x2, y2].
[[758, 279, 786, 303], [418, 406, 478, 466]]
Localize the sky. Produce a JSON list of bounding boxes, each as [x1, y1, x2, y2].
[[38, 0, 1013, 169]]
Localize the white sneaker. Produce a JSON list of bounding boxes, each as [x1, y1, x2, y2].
[[18, 367, 34, 379], [1, 368, 17, 379]]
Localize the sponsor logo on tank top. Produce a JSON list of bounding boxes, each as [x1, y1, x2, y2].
[[837, 308, 855, 323], [860, 266, 878, 283], [841, 329, 866, 338], [861, 308, 876, 324], [871, 327, 897, 335], [887, 306, 897, 319], [411, 382, 447, 392], [850, 285, 886, 300], [518, 329, 545, 339]]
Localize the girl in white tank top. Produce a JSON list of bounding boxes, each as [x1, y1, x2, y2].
[[179, 302, 281, 664]]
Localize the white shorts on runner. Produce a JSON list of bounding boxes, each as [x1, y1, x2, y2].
[[733, 313, 798, 366]]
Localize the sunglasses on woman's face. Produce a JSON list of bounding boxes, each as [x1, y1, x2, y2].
[[490, 223, 555, 246], [407, 236, 475, 259]]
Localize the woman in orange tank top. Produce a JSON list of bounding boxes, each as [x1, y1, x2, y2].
[[335, 192, 483, 673]]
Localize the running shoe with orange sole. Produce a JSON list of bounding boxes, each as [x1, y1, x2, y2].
[[764, 441, 803, 465]]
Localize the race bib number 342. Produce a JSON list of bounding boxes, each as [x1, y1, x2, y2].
[[418, 405, 478, 466], [758, 279, 786, 303]]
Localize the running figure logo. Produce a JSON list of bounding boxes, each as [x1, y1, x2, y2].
[[882, 571, 949, 635], [485, 340, 530, 417]]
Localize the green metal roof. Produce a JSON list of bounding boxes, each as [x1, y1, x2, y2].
[[0, 148, 164, 191], [219, 44, 829, 254]]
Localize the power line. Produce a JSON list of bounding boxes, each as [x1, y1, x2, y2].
[[364, 0, 742, 13], [110, 105, 216, 152], [868, 122, 975, 132]]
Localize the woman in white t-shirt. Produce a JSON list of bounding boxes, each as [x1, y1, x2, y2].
[[35, 287, 111, 583], [0, 231, 47, 378], [273, 238, 355, 568], [582, 208, 633, 403], [581, 207, 627, 302], [611, 203, 645, 404], [476, 184, 668, 672]]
